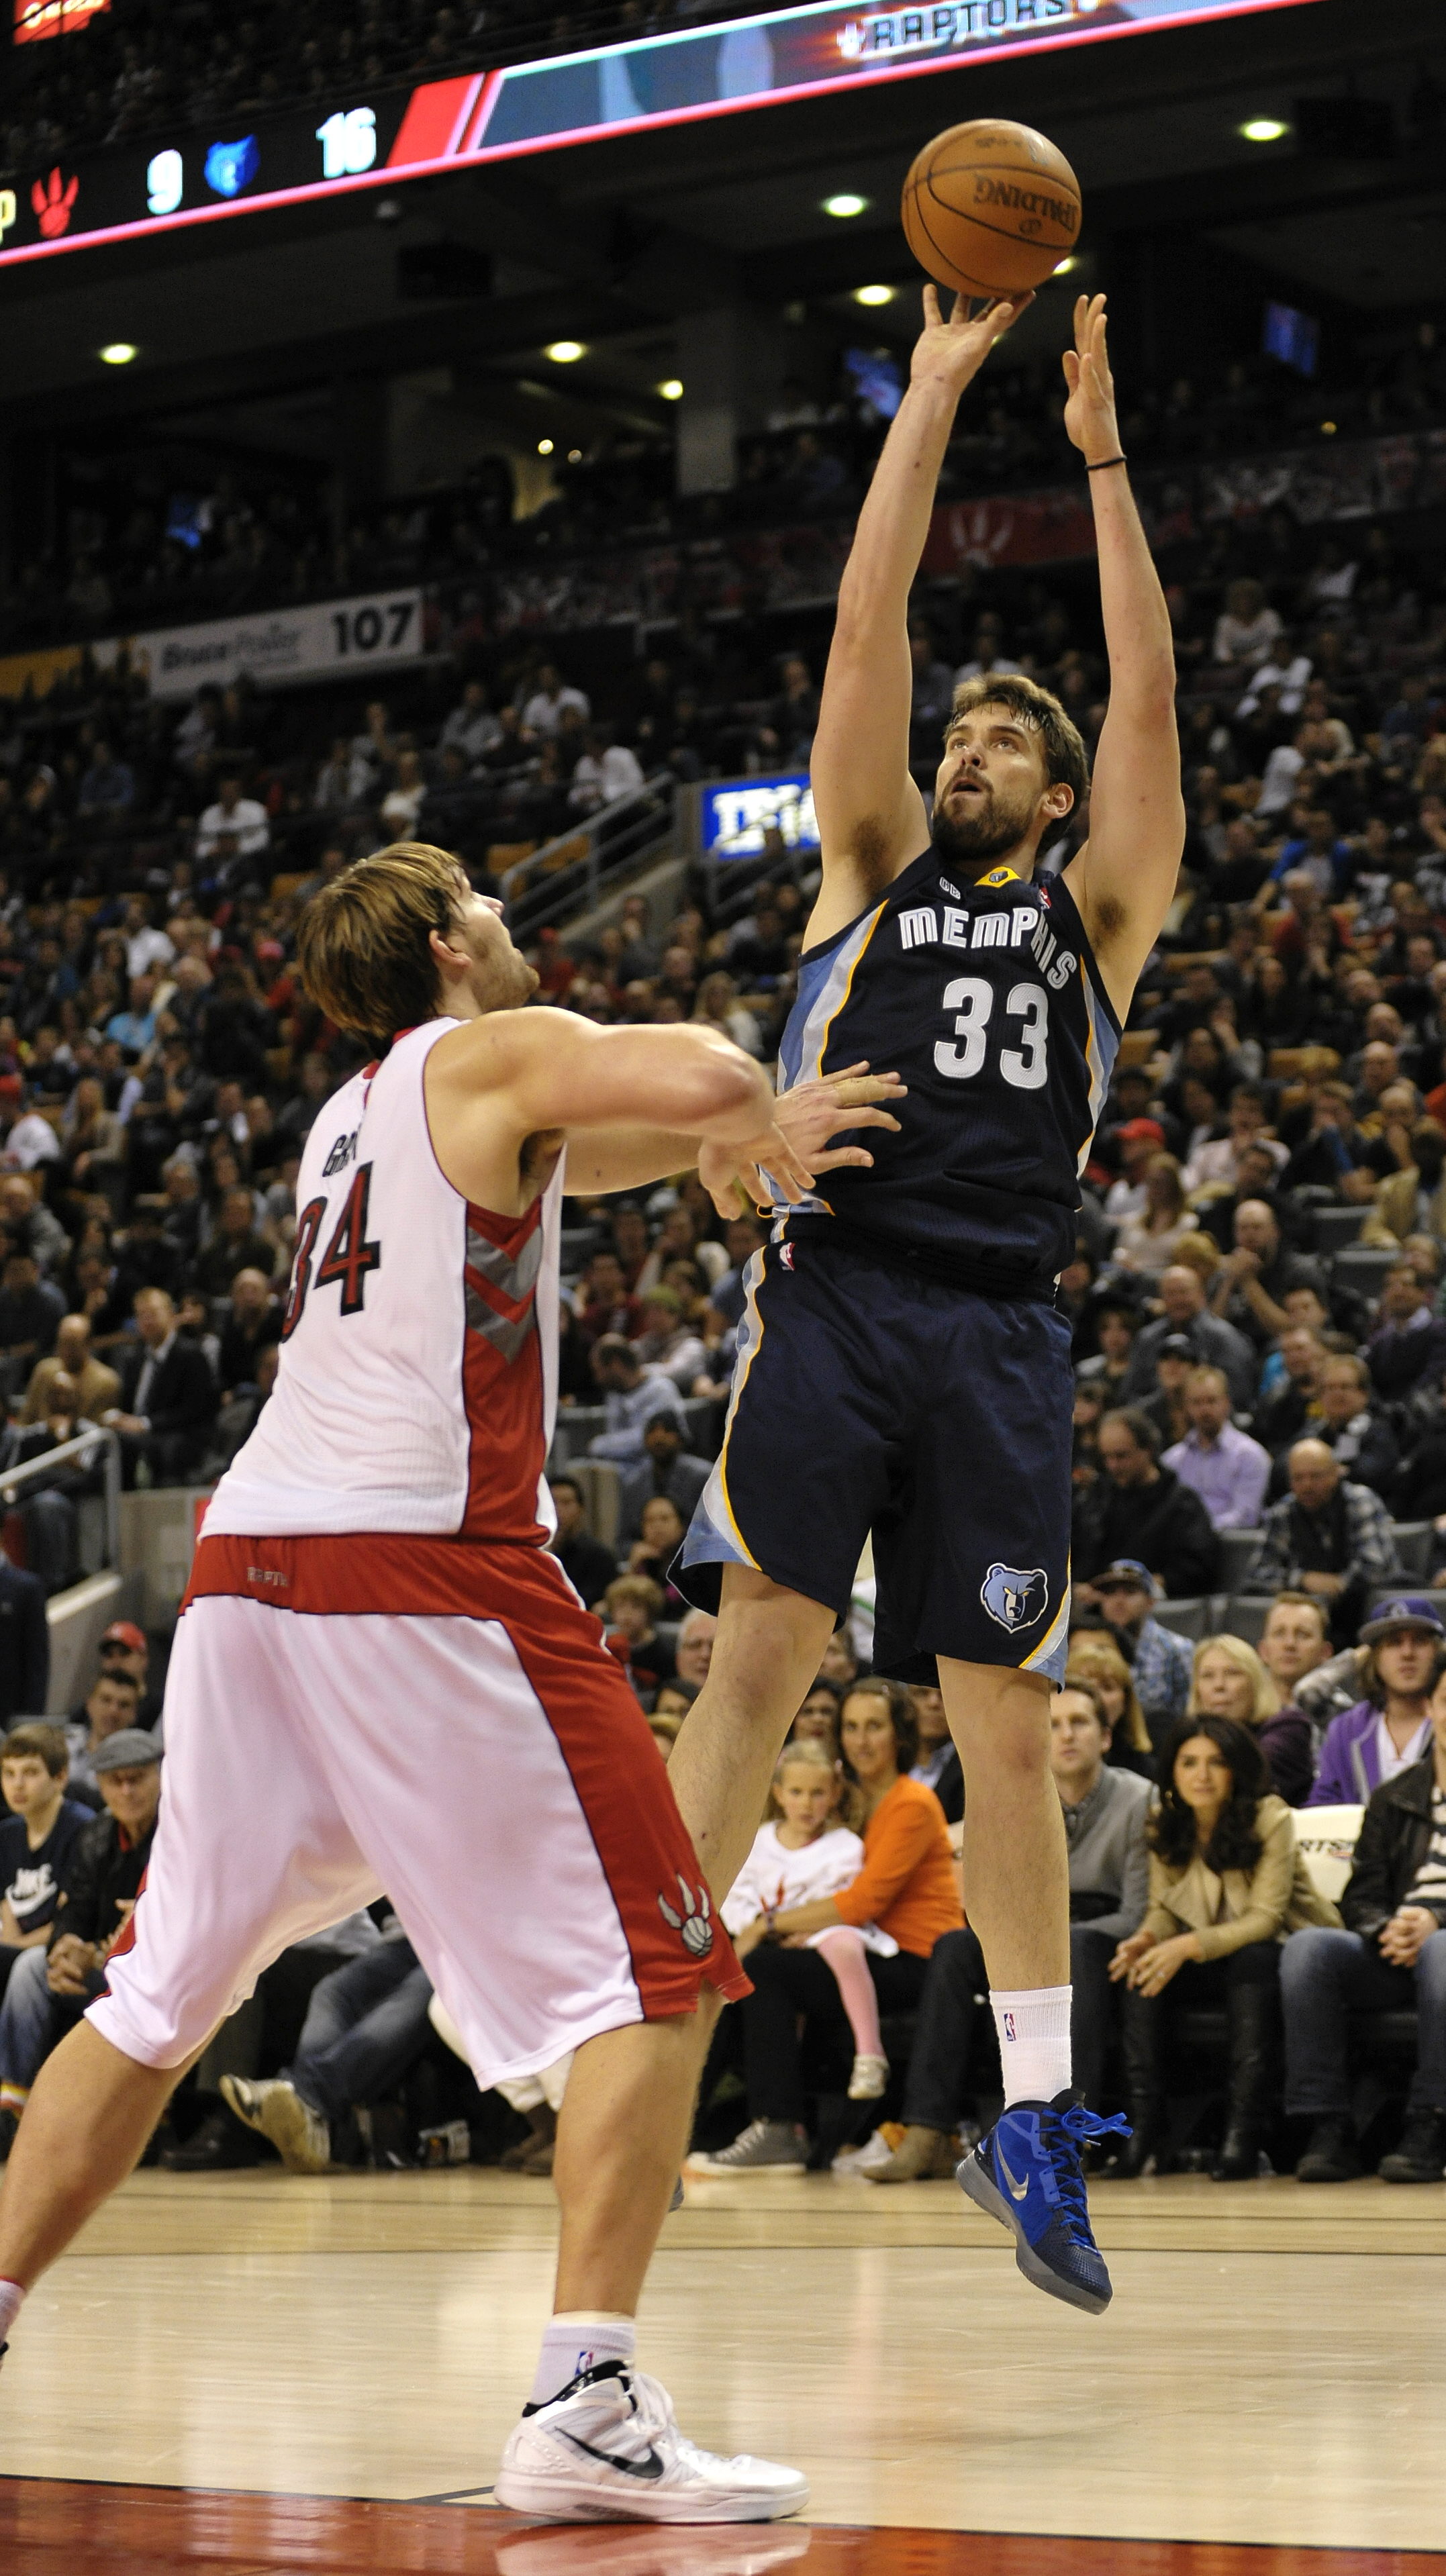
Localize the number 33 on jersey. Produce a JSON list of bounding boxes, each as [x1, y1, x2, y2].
[[207, 1023, 564, 1546], [773, 853, 1120, 1291]]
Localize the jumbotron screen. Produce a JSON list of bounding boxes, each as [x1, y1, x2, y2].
[[0, 0, 1320, 270]]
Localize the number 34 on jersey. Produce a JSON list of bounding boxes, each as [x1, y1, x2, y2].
[[283, 1164, 383, 1340]]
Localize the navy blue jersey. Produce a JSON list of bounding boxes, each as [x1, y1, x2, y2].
[[775, 846, 1120, 1291]]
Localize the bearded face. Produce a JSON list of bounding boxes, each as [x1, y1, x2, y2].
[[930, 766, 1045, 874]]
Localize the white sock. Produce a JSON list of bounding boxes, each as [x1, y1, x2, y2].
[[990, 1986, 1073, 2108], [528, 2310, 636, 2408], [0, 2278, 24, 2346]]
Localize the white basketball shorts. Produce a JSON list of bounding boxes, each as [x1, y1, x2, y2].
[[90, 1532, 745, 2086]]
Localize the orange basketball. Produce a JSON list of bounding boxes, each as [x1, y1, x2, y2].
[[901, 118, 1081, 300]]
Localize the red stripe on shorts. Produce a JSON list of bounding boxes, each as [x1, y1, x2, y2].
[[184, 1531, 748, 2014]]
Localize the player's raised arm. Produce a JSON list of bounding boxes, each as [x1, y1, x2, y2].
[[1060, 295, 1186, 1015], [428, 1004, 820, 1211], [809, 285, 1032, 933]]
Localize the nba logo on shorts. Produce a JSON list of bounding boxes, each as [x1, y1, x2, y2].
[[981, 1563, 1049, 1634]]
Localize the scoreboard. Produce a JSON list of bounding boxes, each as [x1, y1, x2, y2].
[[0, 0, 1320, 270]]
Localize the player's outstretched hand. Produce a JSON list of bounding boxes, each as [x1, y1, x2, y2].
[[911, 283, 1033, 400], [1062, 292, 1121, 465], [697, 1061, 906, 1220]]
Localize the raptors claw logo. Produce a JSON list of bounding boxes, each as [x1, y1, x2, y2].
[[658, 1873, 714, 1959], [32, 168, 78, 240]]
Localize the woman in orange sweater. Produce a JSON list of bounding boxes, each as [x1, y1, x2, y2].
[[689, 1678, 963, 2173]]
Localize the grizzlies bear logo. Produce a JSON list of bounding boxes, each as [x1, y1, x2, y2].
[[981, 1563, 1049, 1634]]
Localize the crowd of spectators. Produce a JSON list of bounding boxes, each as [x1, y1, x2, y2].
[[12, 313, 1446, 661]]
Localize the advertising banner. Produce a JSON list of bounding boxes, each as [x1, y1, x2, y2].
[[98, 590, 426, 702], [0, 0, 1320, 267], [702, 773, 821, 860]]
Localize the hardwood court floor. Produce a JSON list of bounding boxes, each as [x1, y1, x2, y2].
[[0, 2171, 1442, 2556]]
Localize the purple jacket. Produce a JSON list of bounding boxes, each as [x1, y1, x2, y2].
[[1306, 1698, 1433, 1807]]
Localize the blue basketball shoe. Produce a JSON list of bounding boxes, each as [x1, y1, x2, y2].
[[956, 2089, 1128, 2314]]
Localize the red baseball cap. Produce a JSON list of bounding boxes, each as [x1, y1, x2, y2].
[[1116, 1118, 1165, 1146], [101, 1620, 147, 1652]]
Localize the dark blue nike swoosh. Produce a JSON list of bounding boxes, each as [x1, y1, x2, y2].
[[559, 2430, 666, 2481]]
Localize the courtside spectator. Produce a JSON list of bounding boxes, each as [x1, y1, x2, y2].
[[0, 1728, 161, 2145], [1190, 1633, 1315, 1808], [0, 1724, 88, 2002], [1308, 1598, 1445, 1806], [689, 1681, 961, 2173], [1285, 1647, 1446, 2185], [1107, 1716, 1337, 2181], [1065, 1632, 1157, 1777], [223, 1930, 435, 2174]]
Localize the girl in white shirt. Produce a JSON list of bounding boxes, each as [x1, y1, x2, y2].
[[721, 1740, 896, 2100]]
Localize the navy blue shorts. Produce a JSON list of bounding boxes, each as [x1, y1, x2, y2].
[[677, 1229, 1074, 1685]]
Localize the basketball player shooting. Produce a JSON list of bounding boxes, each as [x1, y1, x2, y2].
[[0, 848, 902, 2522], [670, 290, 1184, 2309]]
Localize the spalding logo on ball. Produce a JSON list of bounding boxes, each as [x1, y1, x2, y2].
[[902, 118, 1082, 301]]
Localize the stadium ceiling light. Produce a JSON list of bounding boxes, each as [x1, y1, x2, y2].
[[853, 284, 894, 306], [1053, 255, 1078, 275], [1241, 117, 1288, 142], [545, 339, 586, 362], [537, 438, 555, 455], [99, 341, 138, 364], [823, 192, 868, 219], [657, 378, 684, 401]]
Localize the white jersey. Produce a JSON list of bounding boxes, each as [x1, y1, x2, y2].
[[206, 1019, 562, 1542], [720, 1822, 865, 1936]]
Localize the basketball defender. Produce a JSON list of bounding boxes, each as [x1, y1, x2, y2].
[[671, 292, 1184, 2310], [0, 848, 898, 2522]]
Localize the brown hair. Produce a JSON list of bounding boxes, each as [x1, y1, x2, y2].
[[947, 673, 1090, 807], [296, 842, 465, 1042], [1, 1720, 68, 1779], [838, 1677, 919, 1775], [1065, 1635, 1153, 1756]]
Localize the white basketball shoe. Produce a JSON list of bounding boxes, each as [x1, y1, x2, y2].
[[494, 2360, 809, 2524]]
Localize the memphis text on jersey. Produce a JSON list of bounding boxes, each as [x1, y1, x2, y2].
[[896, 897, 1080, 993]]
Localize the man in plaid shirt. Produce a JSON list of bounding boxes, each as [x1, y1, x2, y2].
[[1256, 1440, 1403, 1648]]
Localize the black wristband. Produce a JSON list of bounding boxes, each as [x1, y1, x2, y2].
[[1086, 454, 1128, 473]]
